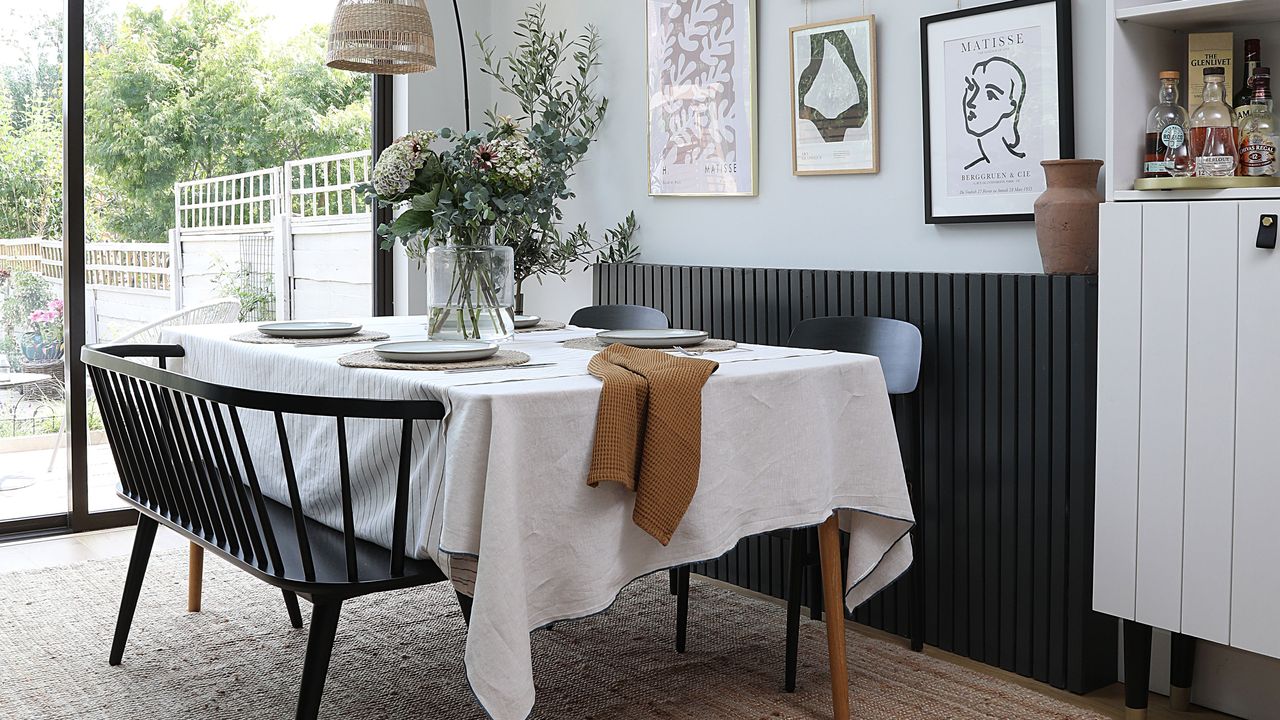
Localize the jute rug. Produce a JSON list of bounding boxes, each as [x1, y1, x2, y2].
[[0, 551, 1105, 719]]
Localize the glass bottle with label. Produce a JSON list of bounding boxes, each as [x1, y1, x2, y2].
[[1145, 70, 1193, 178], [1190, 67, 1239, 176], [1239, 67, 1278, 177], [1235, 39, 1262, 129]]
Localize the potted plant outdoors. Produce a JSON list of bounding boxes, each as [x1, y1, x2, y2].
[[23, 298, 64, 362], [1, 268, 54, 366], [478, 4, 638, 315]]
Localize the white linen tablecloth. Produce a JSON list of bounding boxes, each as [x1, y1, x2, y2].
[[160, 317, 914, 720]]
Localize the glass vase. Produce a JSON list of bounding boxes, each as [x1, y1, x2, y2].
[[426, 228, 515, 342]]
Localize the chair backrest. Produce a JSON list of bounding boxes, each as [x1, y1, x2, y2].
[[787, 316, 923, 395], [570, 304, 670, 330], [112, 298, 242, 344], [83, 343, 445, 586]]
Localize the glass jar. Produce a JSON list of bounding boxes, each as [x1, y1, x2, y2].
[[425, 226, 516, 342]]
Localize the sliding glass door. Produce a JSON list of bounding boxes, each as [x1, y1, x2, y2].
[[0, 4, 71, 530], [0, 0, 383, 535]]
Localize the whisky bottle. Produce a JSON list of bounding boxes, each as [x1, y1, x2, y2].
[[1239, 68, 1278, 176], [1145, 71, 1192, 178], [1190, 67, 1239, 176], [1235, 39, 1262, 128]]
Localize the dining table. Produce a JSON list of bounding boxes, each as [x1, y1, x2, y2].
[[159, 316, 915, 720]]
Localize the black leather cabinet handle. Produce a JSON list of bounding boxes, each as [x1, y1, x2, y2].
[[1258, 215, 1277, 250]]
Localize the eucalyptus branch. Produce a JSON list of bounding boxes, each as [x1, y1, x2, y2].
[[474, 3, 634, 287]]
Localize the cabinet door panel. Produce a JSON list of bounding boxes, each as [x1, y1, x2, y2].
[[1181, 202, 1239, 644], [1135, 202, 1189, 633], [1094, 203, 1143, 620], [1233, 201, 1280, 659]]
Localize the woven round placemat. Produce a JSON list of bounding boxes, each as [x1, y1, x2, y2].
[[516, 320, 568, 333], [231, 330, 390, 345], [563, 338, 738, 352], [337, 348, 531, 371]]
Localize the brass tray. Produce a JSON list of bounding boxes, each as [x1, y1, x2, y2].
[[1133, 176, 1280, 191]]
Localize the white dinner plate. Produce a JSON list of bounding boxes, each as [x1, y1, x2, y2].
[[373, 341, 500, 363], [514, 315, 542, 329], [259, 321, 362, 339], [596, 329, 709, 348]]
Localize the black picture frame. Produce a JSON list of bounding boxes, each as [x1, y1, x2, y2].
[[920, 0, 1075, 225]]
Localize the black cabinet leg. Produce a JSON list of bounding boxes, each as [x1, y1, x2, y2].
[[1170, 633, 1196, 712], [296, 599, 342, 720], [109, 516, 159, 666], [283, 590, 304, 629], [454, 590, 473, 626], [1124, 620, 1153, 720], [784, 528, 805, 692], [674, 566, 690, 653]]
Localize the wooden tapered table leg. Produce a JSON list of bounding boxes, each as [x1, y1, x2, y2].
[[817, 514, 850, 720], [187, 543, 204, 613]]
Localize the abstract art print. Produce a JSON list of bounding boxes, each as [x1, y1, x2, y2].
[[790, 16, 878, 176], [921, 0, 1074, 224], [647, 0, 757, 197]]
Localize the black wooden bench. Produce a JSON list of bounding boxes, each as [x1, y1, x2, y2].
[[86, 343, 455, 719]]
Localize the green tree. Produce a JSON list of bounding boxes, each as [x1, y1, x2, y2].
[[84, 0, 370, 242], [263, 25, 371, 162], [0, 1, 115, 133], [0, 0, 370, 244], [0, 85, 63, 239]]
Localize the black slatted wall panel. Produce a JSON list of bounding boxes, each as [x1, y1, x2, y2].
[[595, 263, 1114, 695]]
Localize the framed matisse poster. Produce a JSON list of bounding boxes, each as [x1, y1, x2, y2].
[[790, 15, 878, 176], [647, 0, 758, 197], [921, 0, 1074, 224]]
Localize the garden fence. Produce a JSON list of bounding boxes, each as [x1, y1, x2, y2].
[[0, 149, 375, 339]]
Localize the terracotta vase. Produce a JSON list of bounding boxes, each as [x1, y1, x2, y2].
[[1033, 160, 1104, 275]]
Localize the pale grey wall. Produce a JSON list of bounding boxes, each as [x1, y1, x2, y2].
[[496, 0, 1107, 318], [491, 0, 1107, 271]]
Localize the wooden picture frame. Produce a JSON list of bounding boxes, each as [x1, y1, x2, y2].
[[646, 0, 758, 197], [921, 0, 1075, 224], [790, 15, 879, 176]]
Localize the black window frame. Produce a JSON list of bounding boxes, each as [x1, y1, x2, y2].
[[0, 0, 394, 540]]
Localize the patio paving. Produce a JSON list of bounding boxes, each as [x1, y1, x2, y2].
[[0, 441, 126, 522]]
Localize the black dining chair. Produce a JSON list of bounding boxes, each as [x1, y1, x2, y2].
[[671, 315, 923, 692], [85, 343, 457, 720], [569, 304, 669, 330]]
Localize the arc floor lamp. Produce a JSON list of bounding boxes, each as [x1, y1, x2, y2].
[[326, 0, 472, 314], [325, 0, 472, 130]]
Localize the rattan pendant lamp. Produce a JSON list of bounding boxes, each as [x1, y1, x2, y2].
[[326, 0, 471, 130]]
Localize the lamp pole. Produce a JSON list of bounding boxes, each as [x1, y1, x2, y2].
[[452, 0, 471, 132], [368, 0, 471, 315]]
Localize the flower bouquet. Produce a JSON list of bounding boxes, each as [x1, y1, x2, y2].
[[365, 5, 640, 333], [365, 121, 549, 340]]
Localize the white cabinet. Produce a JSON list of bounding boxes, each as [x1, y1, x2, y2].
[[1232, 201, 1280, 658], [1094, 199, 1279, 658]]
